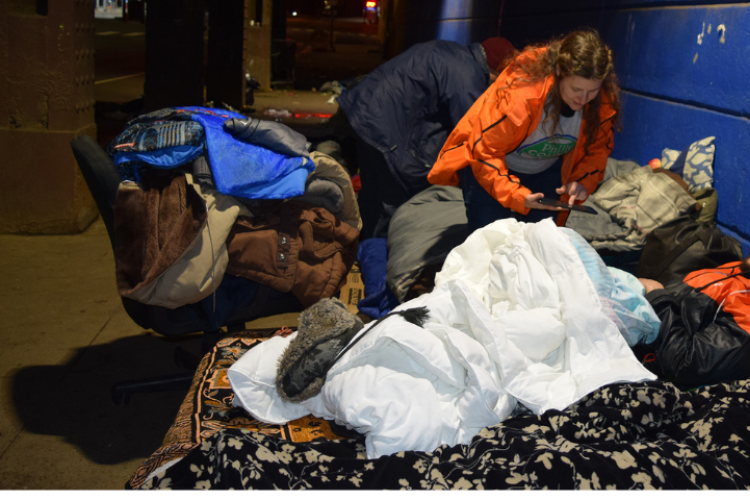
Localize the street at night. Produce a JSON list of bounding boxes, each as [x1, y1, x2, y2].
[[93, 14, 382, 105]]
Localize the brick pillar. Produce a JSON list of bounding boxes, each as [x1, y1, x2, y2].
[[0, 0, 98, 234]]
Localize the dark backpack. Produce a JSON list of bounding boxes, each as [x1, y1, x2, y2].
[[636, 212, 743, 286]]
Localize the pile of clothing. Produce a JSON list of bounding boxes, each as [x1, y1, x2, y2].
[[107, 106, 361, 310]]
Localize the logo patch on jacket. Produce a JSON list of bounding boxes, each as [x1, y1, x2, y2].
[[517, 135, 577, 158]]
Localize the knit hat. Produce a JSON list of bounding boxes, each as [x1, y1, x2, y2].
[[481, 37, 515, 72]]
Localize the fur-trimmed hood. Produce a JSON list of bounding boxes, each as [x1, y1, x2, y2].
[[275, 298, 364, 403]]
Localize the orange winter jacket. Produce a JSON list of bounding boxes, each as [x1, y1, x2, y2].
[[427, 48, 617, 225]]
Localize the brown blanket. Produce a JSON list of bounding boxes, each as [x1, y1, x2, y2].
[[114, 172, 206, 297]]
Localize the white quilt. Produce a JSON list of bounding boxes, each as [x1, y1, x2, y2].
[[228, 219, 656, 459]]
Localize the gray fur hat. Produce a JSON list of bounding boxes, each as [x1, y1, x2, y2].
[[276, 297, 364, 403]]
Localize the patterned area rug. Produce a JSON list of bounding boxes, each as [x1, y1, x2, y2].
[[127, 330, 349, 489]]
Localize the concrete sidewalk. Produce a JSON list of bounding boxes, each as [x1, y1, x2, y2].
[[0, 216, 305, 489]]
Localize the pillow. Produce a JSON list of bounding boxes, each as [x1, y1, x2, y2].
[[660, 136, 715, 192]]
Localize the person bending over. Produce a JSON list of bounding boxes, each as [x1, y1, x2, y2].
[[334, 37, 515, 240], [428, 29, 621, 232], [637, 255, 750, 389]]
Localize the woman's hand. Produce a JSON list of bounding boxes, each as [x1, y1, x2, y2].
[[638, 278, 664, 294], [525, 192, 566, 211], [556, 181, 589, 204]]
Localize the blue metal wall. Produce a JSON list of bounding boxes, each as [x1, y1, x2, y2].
[[403, 0, 750, 253], [393, 0, 501, 47]]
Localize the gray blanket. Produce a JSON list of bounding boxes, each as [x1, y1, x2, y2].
[[566, 158, 697, 252], [386, 185, 469, 302]]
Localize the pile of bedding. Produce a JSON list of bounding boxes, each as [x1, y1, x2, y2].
[[227, 219, 658, 459], [131, 219, 750, 491]]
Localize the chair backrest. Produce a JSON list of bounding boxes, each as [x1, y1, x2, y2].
[[70, 135, 122, 244]]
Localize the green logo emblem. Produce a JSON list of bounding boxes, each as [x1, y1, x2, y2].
[[518, 136, 576, 158]]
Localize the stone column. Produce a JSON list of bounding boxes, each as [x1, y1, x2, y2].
[[0, 0, 98, 234]]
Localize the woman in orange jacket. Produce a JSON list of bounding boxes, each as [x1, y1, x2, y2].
[[427, 30, 621, 231]]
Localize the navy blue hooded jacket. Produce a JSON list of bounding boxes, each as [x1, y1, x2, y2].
[[336, 40, 490, 198]]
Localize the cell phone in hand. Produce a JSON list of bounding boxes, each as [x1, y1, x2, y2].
[[537, 198, 597, 214]]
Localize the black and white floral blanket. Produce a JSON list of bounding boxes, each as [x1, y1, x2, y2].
[[141, 378, 750, 489]]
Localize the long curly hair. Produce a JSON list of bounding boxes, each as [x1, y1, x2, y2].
[[504, 29, 621, 151]]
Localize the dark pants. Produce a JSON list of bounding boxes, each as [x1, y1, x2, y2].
[[326, 108, 410, 241], [355, 137, 410, 240], [459, 157, 564, 233]]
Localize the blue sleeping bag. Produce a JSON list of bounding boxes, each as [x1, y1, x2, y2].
[[187, 109, 314, 200], [110, 106, 314, 200], [356, 238, 400, 319]]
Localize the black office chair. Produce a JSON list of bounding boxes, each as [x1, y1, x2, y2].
[[70, 134, 303, 404]]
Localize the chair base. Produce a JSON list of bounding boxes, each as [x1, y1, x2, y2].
[[110, 327, 251, 405], [112, 372, 194, 405]]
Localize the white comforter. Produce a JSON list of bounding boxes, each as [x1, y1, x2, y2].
[[228, 219, 656, 458]]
